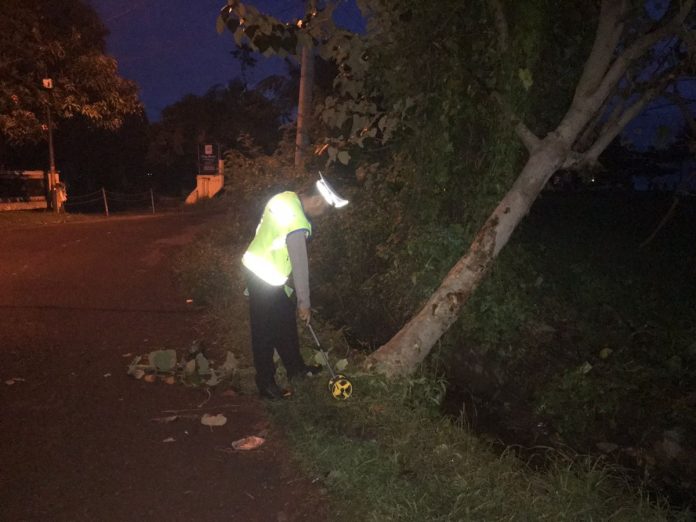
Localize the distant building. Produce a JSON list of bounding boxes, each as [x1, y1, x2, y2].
[[0, 170, 48, 211]]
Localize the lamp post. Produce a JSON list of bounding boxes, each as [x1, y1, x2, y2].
[[42, 77, 58, 211]]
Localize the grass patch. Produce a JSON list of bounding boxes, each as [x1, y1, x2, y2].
[[268, 367, 681, 520], [0, 209, 98, 228]]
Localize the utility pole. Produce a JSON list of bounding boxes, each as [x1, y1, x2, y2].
[[41, 75, 59, 212], [294, 0, 316, 171], [42, 77, 58, 212]]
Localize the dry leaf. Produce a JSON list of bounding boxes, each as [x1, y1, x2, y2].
[[231, 435, 265, 450], [201, 413, 227, 427], [152, 415, 179, 424], [162, 437, 176, 443]]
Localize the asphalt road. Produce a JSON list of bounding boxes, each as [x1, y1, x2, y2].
[[0, 211, 325, 521]]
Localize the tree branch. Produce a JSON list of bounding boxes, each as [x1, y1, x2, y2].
[[590, 0, 694, 112], [558, 0, 694, 144], [573, 0, 629, 100], [490, 91, 540, 152], [515, 121, 541, 152], [568, 77, 671, 171], [574, 94, 622, 153], [665, 89, 696, 136], [584, 88, 658, 163]]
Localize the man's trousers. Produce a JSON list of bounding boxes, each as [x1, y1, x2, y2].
[[246, 269, 305, 388]]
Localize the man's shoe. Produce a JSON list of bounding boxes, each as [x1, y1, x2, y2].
[[258, 382, 292, 400]]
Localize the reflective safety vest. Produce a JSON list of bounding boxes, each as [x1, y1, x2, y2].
[[242, 191, 311, 286]]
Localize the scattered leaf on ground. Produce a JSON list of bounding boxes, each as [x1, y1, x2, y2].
[[231, 435, 265, 450], [152, 415, 179, 424], [201, 413, 227, 427], [195, 353, 210, 375], [184, 359, 197, 376], [335, 359, 348, 371], [149, 349, 177, 372], [162, 437, 176, 443], [220, 351, 239, 374]]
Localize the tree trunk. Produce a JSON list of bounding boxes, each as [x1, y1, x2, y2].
[[365, 135, 570, 377]]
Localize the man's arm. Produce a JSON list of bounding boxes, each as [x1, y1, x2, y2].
[[287, 230, 310, 322]]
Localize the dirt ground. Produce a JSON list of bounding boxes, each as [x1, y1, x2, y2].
[[0, 211, 327, 521]]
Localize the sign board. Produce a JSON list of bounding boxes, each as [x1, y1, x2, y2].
[[198, 143, 220, 174]]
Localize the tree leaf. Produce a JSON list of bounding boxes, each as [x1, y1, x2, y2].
[[220, 351, 239, 374], [184, 359, 197, 376], [195, 353, 210, 375], [201, 413, 227, 427], [518, 68, 534, 91], [149, 349, 177, 372], [216, 15, 226, 35], [337, 150, 351, 165], [231, 435, 265, 450]]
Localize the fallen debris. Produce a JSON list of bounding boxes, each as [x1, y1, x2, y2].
[[231, 435, 265, 451], [151, 415, 180, 424], [126, 345, 239, 388], [201, 413, 227, 427]]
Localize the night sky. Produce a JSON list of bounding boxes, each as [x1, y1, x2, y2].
[[89, 0, 364, 121], [89, 0, 688, 149]]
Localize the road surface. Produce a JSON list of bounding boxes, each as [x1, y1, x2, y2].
[[0, 211, 325, 521]]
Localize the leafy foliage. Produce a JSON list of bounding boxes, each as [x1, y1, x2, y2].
[[146, 80, 288, 193], [0, 0, 140, 145]]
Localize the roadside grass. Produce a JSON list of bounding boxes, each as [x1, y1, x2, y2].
[[268, 368, 680, 521], [0, 209, 97, 228]]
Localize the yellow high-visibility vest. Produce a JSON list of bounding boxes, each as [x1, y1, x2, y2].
[[242, 191, 311, 285]]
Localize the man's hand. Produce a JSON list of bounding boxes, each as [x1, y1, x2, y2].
[[298, 306, 311, 326]]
